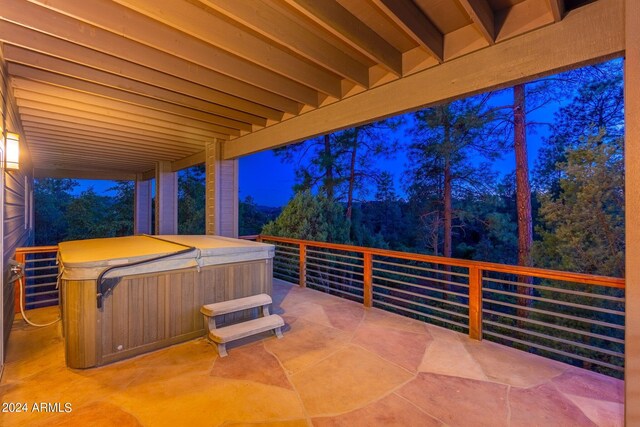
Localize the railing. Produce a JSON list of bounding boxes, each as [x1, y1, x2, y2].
[[258, 235, 625, 378], [14, 246, 60, 311]]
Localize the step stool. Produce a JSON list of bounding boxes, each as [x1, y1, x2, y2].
[[201, 293, 284, 357]]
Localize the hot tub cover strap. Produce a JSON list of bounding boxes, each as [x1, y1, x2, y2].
[[96, 240, 196, 309]]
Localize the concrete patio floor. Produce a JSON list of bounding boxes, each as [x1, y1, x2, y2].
[[0, 279, 623, 426]]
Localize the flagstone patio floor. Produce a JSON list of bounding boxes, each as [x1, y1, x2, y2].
[[0, 279, 623, 426]]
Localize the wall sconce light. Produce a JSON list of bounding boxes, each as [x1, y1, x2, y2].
[[5, 132, 20, 170]]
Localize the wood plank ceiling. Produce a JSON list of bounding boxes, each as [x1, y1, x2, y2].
[[0, 0, 580, 179]]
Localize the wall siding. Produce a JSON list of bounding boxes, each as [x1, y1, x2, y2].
[[1, 43, 34, 365]]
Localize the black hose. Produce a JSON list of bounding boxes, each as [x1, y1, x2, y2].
[[96, 235, 197, 308]]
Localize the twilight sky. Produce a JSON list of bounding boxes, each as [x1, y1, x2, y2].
[[238, 88, 560, 207]]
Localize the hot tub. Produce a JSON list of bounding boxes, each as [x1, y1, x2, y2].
[[58, 235, 274, 368]]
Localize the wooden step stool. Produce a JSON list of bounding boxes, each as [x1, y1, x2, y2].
[[201, 293, 284, 357]]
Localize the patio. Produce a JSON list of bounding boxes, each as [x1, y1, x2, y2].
[[0, 279, 623, 426]]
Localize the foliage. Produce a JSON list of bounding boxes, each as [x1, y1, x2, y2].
[[454, 192, 518, 265], [239, 196, 280, 236], [34, 178, 77, 245], [534, 65, 624, 194], [178, 165, 206, 234], [65, 188, 115, 240], [34, 179, 134, 244], [535, 134, 624, 277], [109, 181, 134, 236], [261, 190, 350, 243]]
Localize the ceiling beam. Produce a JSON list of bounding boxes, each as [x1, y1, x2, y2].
[[27, 0, 322, 107], [0, 8, 304, 113], [19, 112, 206, 148], [21, 121, 202, 152], [200, 0, 370, 88], [171, 151, 206, 172], [284, 0, 402, 76], [0, 29, 290, 120], [113, 0, 342, 98], [15, 97, 236, 138], [458, 0, 496, 44], [16, 96, 238, 139], [223, 0, 623, 159], [14, 87, 249, 135], [373, 0, 444, 62], [26, 137, 179, 161], [34, 168, 137, 180], [10, 77, 263, 129], [548, 0, 565, 22], [23, 130, 188, 156], [31, 150, 153, 168], [7, 63, 261, 127], [17, 103, 224, 142]]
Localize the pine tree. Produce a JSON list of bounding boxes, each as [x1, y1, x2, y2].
[[178, 165, 206, 234], [274, 118, 400, 219], [535, 133, 624, 277], [406, 95, 504, 257], [34, 178, 77, 245], [261, 190, 350, 243], [108, 180, 134, 236], [534, 65, 623, 194]]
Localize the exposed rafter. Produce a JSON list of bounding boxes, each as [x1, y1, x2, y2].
[[373, 0, 444, 62], [548, 0, 565, 22], [200, 0, 370, 88], [458, 0, 496, 44], [113, 0, 343, 98], [284, 0, 403, 76]]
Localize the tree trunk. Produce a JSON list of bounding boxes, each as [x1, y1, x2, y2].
[[346, 128, 358, 220], [323, 134, 334, 200], [514, 84, 534, 315]]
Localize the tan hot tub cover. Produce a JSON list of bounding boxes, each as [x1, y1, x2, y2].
[[58, 235, 274, 281]]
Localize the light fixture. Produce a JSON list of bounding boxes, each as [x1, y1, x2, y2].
[[5, 132, 20, 170]]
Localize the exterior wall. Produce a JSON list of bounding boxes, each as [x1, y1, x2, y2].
[[0, 44, 34, 368], [205, 140, 238, 237]]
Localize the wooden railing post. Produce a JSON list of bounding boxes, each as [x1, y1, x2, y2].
[[13, 251, 26, 313], [299, 243, 306, 288], [468, 266, 483, 340], [363, 252, 373, 308]]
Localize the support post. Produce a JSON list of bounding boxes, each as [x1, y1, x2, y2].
[[625, 0, 640, 423], [134, 174, 152, 235], [206, 140, 239, 237], [299, 243, 306, 288], [154, 160, 177, 235], [363, 252, 373, 308], [468, 266, 483, 340]]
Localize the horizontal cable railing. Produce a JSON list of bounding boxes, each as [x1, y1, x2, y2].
[[257, 235, 625, 378], [14, 246, 60, 311]]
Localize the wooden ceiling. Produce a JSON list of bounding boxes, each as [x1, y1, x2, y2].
[[0, 0, 594, 179]]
